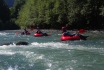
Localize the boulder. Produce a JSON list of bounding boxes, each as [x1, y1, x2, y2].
[[0, 41, 29, 46], [15, 41, 29, 45], [0, 42, 13, 46]]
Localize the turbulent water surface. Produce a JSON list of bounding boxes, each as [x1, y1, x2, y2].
[[0, 30, 104, 70]]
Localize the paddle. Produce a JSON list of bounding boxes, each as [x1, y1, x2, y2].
[[15, 29, 32, 35], [78, 29, 85, 34], [30, 24, 35, 31], [30, 28, 34, 31]]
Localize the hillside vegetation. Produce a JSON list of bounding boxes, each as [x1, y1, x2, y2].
[[1, 0, 104, 30]]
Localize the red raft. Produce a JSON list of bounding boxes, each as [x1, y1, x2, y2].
[[34, 33, 43, 37], [21, 32, 30, 35], [60, 35, 81, 41], [26, 32, 30, 35], [34, 33, 50, 37]]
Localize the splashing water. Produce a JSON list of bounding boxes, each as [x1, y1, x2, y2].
[[0, 30, 104, 70]]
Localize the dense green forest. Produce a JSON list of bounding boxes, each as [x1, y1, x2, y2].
[[1, 0, 104, 30]]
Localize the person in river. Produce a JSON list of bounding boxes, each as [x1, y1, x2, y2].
[[21, 28, 30, 35], [62, 26, 73, 36], [36, 27, 48, 36], [61, 26, 88, 40], [36, 27, 42, 34], [30, 24, 35, 31]]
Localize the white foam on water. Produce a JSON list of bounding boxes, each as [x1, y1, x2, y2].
[[7, 65, 18, 70], [31, 42, 104, 51], [0, 32, 8, 36], [17, 51, 44, 61], [0, 44, 16, 49], [31, 42, 69, 49], [0, 41, 103, 56], [0, 49, 15, 55], [0, 41, 103, 63], [0, 41, 103, 70]]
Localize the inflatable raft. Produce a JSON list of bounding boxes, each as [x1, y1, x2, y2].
[[60, 35, 88, 41], [34, 33, 50, 37], [26, 32, 30, 35]]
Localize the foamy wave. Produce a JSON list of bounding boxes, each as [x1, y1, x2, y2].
[[31, 42, 104, 50], [0, 50, 15, 55], [0, 44, 16, 48], [31, 42, 69, 48], [7, 65, 18, 70], [0, 32, 8, 36]]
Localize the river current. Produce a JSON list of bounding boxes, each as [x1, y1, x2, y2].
[[0, 30, 104, 70]]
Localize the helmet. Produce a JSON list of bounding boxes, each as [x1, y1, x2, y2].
[[62, 26, 66, 30], [37, 27, 39, 29]]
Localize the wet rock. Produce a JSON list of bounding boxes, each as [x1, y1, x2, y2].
[[0, 42, 13, 46], [0, 41, 29, 46], [15, 41, 29, 45]]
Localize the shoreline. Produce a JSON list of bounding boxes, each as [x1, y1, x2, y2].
[[1, 29, 104, 33]]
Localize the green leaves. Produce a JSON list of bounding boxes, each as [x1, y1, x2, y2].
[[13, 0, 104, 29]]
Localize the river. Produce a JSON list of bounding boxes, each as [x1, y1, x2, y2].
[[0, 30, 104, 70]]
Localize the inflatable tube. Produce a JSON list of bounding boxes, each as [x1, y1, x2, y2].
[[21, 32, 30, 35], [34, 33, 50, 37], [26, 32, 30, 35], [34, 33, 43, 37], [60, 35, 81, 41]]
